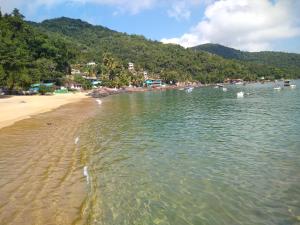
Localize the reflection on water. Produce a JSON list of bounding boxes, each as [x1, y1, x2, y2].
[[81, 81, 300, 225], [0, 99, 96, 225]]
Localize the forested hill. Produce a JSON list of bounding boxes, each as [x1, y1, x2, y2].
[[191, 43, 300, 71], [0, 10, 76, 92], [1, 10, 299, 92], [32, 17, 300, 80]]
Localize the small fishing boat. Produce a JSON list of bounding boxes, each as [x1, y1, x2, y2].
[[290, 84, 296, 89], [235, 81, 243, 85], [274, 87, 281, 90], [186, 87, 194, 93], [237, 91, 244, 98], [284, 80, 291, 87], [215, 84, 223, 88], [222, 87, 227, 92]]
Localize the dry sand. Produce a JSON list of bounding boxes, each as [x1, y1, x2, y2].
[[0, 93, 89, 129]]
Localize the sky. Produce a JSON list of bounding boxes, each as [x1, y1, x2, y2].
[[1, 0, 300, 53]]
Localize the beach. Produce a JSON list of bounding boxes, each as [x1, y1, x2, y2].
[[0, 93, 89, 130], [0, 97, 96, 225]]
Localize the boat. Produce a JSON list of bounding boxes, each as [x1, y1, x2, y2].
[[235, 81, 243, 85], [284, 80, 291, 86], [186, 87, 194, 93], [237, 91, 244, 98], [222, 87, 227, 92], [274, 87, 281, 90], [284, 80, 296, 88], [215, 84, 224, 88]]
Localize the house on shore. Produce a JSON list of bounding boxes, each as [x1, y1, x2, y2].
[[128, 62, 134, 71], [144, 79, 163, 88], [71, 68, 81, 75], [143, 71, 148, 80], [87, 61, 96, 66]]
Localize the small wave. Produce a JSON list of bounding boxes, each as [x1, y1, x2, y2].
[[75, 137, 80, 145], [83, 166, 89, 184], [96, 99, 102, 105]]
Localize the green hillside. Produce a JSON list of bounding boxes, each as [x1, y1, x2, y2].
[[1, 9, 299, 92], [34, 17, 300, 80], [0, 10, 76, 93], [191, 43, 300, 71]]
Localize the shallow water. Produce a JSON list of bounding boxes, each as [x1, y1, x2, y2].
[[81, 81, 300, 225], [0, 99, 96, 225]]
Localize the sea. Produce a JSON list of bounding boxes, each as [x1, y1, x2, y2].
[[79, 80, 300, 225]]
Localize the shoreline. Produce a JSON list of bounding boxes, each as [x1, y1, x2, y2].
[[0, 92, 89, 130], [0, 80, 278, 130], [0, 98, 97, 225]]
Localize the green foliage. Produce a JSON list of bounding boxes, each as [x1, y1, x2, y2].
[[38, 85, 54, 95], [73, 75, 92, 90], [32, 17, 300, 83], [1, 9, 299, 93], [0, 9, 74, 92], [192, 44, 300, 79], [100, 54, 131, 87]]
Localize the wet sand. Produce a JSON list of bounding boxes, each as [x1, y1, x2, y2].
[[0, 98, 97, 225], [0, 93, 89, 129]]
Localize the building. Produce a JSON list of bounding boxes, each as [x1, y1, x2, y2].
[[87, 62, 96, 66], [143, 71, 148, 80], [128, 62, 134, 71], [71, 69, 81, 75], [144, 79, 163, 88]]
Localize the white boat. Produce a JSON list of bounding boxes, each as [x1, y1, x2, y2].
[[274, 87, 281, 90], [186, 87, 194, 93], [222, 87, 227, 92], [235, 81, 243, 85], [290, 84, 296, 89], [215, 84, 224, 88], [237, 91, 244, 98]]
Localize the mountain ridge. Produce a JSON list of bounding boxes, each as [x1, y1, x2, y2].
[[191, 43, 300, 70], [1, 11, 299, 93]]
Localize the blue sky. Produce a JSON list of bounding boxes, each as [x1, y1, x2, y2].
[[1, 0, 300, 53]]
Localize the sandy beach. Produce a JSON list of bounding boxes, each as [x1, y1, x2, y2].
[[0, 98, 97, 225], [0, 93, 89, 129]]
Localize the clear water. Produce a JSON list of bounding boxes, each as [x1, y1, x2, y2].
[[80, 81, 300, 225]]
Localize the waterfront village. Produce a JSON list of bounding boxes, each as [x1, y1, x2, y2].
[[20, 61, 253, 97], [68, 62, 164, 90], [22, 61, 200, 97]]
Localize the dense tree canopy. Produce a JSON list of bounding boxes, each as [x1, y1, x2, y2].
[[192, 44, 300, 79], [33, 17, 299, 83], [0, 9, 75, 92], [0, 10, 299, 92]]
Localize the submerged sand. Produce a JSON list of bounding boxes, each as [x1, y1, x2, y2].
[[0, 98, 96, 225], [0, 93, 89, 129]]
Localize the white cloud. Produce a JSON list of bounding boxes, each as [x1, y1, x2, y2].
[[162, 0, 300, 51], [167, 2, 191, 21]]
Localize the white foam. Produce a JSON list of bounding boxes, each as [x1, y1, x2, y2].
[[75, 137, 79, 145], [96, 99, 102, 105], [83, 166, 89, 184]]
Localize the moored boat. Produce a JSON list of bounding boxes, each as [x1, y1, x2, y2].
[[284, 80, 291, 86], [237, 91, 244, 98], [186, 87, 194, 93]]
